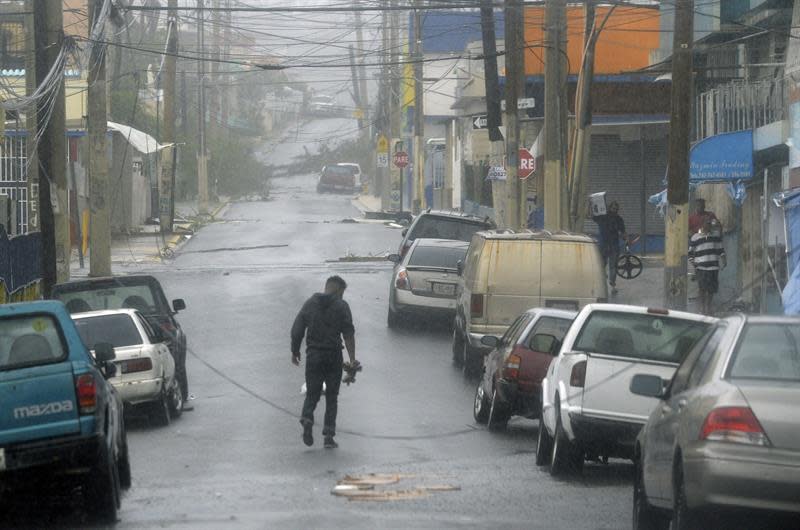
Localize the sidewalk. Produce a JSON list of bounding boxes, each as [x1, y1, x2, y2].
[[69, 199, 230, 277], [351, 194, 382, 215]]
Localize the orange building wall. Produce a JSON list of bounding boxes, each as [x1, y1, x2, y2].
[[524, 5, 660, 75]]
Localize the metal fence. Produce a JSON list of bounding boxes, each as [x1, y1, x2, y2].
[[0, 134, 28, 234], [694, 78, 785, 141]]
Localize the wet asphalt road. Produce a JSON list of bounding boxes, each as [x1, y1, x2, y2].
[[7, 120, 631, 529], [112, 171, 631, 529]]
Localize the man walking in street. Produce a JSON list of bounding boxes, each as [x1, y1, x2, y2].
[[690, 218, 726, 315], [591, 200, 627, 295], [291, 276, 356, 449]]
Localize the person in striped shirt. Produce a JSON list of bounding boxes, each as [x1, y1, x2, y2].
[[689, 218, 726, 315]]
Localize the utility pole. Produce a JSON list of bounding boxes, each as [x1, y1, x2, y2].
[[34, 0, 69, 294], [412, 0, 424, 213], [664, 0, 694, 310], [24, 0, 39, 233], [348, 45, 363, 129], [354, 2, 369, 128], [220, 0, 232, 128], [197, 0, 209, 213], [389, 0, 402, 211], [504, 0, 524, 229], [543, 0, 568, 231], [159, 0, 178, 233], [210, 0, 221, 134], [88, 0, 111, 276], [378, 0, 391, 210]]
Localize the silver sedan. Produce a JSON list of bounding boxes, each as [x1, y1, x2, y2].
[[630, 315, 800, 530]]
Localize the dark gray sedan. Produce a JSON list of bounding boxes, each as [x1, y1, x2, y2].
[[631, 315, 800, 530]]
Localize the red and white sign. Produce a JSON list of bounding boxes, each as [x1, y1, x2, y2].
[[393, 151, 409, 168], [518, 148, 536, 179]]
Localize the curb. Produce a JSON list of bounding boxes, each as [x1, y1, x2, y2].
[[163, 200, 231, 255]]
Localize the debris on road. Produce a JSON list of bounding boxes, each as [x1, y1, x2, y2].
[[331, 474, 460, 502]]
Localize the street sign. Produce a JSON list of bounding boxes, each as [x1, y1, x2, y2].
[[377, 135, 389, 153], [377, 153, 389, 168], [501, 98, 536, 111], [393, 151, 409, 168], [472, 115, 488, 130], [518, 148, 536, 179]]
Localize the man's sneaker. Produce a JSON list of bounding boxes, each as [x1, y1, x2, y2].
[[302, 422, 313, 447], [324, 436, 338, 449]]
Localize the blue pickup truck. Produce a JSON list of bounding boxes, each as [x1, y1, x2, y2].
[[0, 301, 129, 522]]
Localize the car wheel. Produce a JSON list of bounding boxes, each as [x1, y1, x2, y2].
[[462, 341, 481, 378], [118, 428, 132, 490], [169, 380, 184, 419], [487, 388, 509, 431], [473, 384, 490, 424], [452, 328, 465, 366], [85, 443, 120, 523], [633, 457, 668, 530], [550, 397, 583, 476], [387, 307, 401, 329], [672, 465, 704, 530], [535, 418, 553, 466], [150, 386, 172, 427]]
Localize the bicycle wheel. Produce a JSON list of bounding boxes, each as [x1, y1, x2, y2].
[[617, 254, 643, 280]]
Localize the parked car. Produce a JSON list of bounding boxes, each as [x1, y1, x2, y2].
[[0, 301, 129, 523], [453, 230, 607, 376], [317, 164, 359, 194], [396, 210, 495, 259], [537, 304, 714, 476], [337, 162, 363, 188], [474, 308, 576, 430], [386, 238, 469, 327], [631, 315, 800, 530], [72, 309, 182, 426], [52, 275, 188, 404], [309, 94, 336, 115]]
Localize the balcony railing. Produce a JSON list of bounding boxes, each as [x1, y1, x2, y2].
[[694, 78, 785, 141]]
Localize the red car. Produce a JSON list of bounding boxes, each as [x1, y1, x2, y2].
[[473, 308, 576, 430]]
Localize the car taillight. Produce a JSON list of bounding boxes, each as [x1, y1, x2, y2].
[[470, 294, 484, 318], [503, 352, 522, 380], [75, 374, 97, 414], [395, 268, 411, 290], [122, 358, 153, 374], [700, 407, 770, 446], [570, 361, 587, 388]]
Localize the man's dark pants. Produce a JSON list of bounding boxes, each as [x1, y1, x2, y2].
[[603, 247, 620, 286], [301, 349, 343, 437]]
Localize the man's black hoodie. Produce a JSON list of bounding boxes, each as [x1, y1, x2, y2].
[[291, 293, 355, 355]]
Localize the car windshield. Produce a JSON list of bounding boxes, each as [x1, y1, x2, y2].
[[728, 323, 800, 382], [573, 311, 710, 363], [324, 166, 352, 177], [408, 245, 467, 270], [74, 314, 143, 349], [0, 315, 66, 370], [55, 284, 160, 315], [409, 216, 489, 242]]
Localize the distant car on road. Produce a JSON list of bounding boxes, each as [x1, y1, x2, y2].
[[337, 162, 363, 188], [308, 94, 336, 116], [317, 164, 360, 194], [386, 238, 469, 328], [474, 308, 576, 431], [52, 275, 189, 407], [397, 210, 495, 260], [0, 301, 129, 523], [537, 304, 714, 476], [631, 315, 800, 530], [73, 309, 183, 426]]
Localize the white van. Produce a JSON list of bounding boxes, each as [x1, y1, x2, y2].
[[453, 230, 607, 375]]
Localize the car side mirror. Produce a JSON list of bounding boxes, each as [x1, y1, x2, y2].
[[172, 298, 186, 312], [401, 228, 408, 237], [630, 374, 667, 399], [480, 335, 500, 349], [94, 342, 116, 363], [456, 260, 464, 276], [530, 333, 558, 354], [387, 254, 401, 264]]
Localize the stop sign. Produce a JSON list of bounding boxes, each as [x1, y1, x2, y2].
[[393, 151, 409, 168], [518, 148, 536, 178]]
